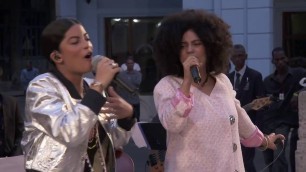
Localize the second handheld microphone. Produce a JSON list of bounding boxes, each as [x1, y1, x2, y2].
[[190, 65, 201, 84]]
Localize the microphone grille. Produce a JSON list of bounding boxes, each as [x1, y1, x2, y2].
[[92, 55, 104, 73]]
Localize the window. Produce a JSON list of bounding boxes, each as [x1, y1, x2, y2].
[[283, 12, 306, 59], [0, 0, 54, 83], [105, 17, 162, 94]]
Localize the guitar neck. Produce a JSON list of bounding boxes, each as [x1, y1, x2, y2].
[[148, 150, 165, 172], [242, 96, 273, 112], [242, 103, 253, 112]]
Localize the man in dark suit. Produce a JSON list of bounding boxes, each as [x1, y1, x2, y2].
[[0, 93, 24, 157], [228, 44, 264, 172]]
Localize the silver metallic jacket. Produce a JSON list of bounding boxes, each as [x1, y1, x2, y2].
[[21, 73, 133, 172]]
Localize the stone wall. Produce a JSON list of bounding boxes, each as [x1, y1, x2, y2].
[[296, 91, 306, 172]]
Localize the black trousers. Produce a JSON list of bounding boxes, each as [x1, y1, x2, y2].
[[262, 125, 294, 172], [289, 128, 298, 172], [241, 145, 256, 172]]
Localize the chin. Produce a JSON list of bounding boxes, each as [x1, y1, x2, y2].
[[83, 68, 92, 74]]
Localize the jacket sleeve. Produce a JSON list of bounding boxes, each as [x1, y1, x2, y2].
[[153, 77, 193, 133], [220, 74, 259, 141], [24, 76, 105, 147], [97, 115, 135, 149], [111, 119, 136, 148]]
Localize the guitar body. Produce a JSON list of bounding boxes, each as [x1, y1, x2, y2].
[[116, 151, 134, 172], [148, 150, 166, 172]]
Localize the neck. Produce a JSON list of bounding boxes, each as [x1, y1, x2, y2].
[[57, 68, 83, 94], [235, 64, 244, 71], [202, 74, 209, 86], [276, 66, 288, 75]]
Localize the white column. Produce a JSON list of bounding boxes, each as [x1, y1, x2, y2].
[[55, 0, 77, 18]]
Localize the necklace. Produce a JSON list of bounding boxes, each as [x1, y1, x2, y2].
[[200, 74, 209, 87], [85, 125, 107, 172], [88, 123, 98, 149], [85, 155, 95, 172]]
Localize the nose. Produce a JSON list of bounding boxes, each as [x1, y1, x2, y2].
[[186, 44, 194, 53], [84, 39, 93, 50]]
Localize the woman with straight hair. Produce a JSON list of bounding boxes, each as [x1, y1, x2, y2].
[[22, 18, 135, 172]]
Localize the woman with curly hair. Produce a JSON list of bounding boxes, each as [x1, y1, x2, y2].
[[153, 9, 285, 171]]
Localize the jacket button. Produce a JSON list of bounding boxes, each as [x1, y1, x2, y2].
[[229, 115, 235, 125], [233, 143, 237, 152]]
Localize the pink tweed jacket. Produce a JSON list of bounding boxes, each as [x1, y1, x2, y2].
[[153, 73, 264, 172]]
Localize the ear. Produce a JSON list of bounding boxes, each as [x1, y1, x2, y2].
[[271, 57, 275, 64], [50, 51, 63, 64]]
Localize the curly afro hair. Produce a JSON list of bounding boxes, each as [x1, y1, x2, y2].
[[153, 9, 232, 78]]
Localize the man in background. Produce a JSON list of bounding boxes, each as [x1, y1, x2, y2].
[[20, 60, 39, 92], [0, 93, 24, 157], [261, 47, 306, 172], [120, 56, 141, 72], [116, 57, 142, 121], [228, 44, 265, 172]]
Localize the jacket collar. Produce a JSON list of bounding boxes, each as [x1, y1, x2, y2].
[[49, 68, 89, 99]]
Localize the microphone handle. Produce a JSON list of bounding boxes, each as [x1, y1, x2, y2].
[[190, 65, 201, 84], [113, 76, 138, 95]]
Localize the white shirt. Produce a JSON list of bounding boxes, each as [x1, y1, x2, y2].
[[235, 64, 246, 84], [121, 63, 141, 72]]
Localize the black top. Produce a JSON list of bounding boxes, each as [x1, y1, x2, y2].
[[261, 67, 306, 131]]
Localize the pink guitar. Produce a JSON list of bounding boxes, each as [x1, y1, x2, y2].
[[116, 150, 135, 172]]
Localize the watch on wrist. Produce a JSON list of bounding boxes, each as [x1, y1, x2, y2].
[[90, 81, 104, 91]]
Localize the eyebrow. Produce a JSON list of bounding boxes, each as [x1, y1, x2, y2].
[[68, 36, 79, 41], [67, 33, 89, 41], [181, 39, 202, 43]]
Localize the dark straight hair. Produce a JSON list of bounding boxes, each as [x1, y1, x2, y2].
[[41, 18, 81, 64]]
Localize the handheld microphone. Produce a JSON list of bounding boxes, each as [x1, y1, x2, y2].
[[274, 138, 284, 150], [259, 138, 284, 172], [190, 65, 201, 84], [91, 55, 138, 95], [113, 74, 138, 95]]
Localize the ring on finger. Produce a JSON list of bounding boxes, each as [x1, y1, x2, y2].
[[110, 107, 115, 112], [111, 62, 118, 67]]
